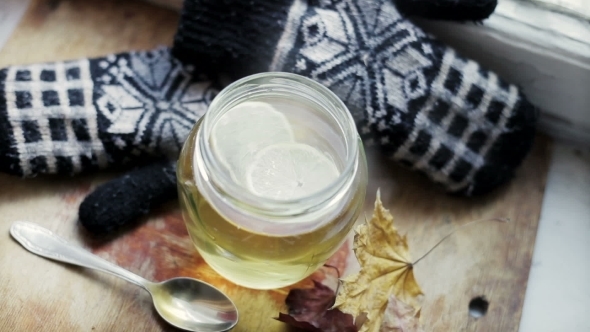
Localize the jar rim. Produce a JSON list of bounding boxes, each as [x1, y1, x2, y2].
[[199, 72, 360, 216]]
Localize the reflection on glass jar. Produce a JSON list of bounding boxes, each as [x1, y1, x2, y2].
[[177, 73, 368, 289]]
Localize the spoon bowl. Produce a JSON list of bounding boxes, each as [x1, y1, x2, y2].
[[150, 277, 238, 331], [10, 221, 238, 332]]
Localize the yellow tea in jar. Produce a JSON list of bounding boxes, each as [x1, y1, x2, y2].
[[177, 73, 367, 289]]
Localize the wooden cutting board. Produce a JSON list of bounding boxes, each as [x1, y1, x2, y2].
[[0, 0, 552, 331]]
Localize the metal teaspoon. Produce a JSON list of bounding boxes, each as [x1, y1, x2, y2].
[[10, 221, 238, 332]]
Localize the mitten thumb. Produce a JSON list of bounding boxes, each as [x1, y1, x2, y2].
[[78, 160, 177, 235]]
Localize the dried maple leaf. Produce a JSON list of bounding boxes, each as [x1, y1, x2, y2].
[[276, 280, 358, 332], [334, 191, 424, 332], [380, 294, 424, 332]]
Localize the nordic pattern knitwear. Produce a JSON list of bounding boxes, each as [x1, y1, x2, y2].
[[173, 0, 537, 195], [0, 48, 218, 176]]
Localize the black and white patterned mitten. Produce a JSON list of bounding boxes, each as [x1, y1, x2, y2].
[[173, 0, 537, 196], [0, 47, 218, 177]]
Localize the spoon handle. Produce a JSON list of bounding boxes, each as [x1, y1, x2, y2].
[[10, 221, 150, 290]]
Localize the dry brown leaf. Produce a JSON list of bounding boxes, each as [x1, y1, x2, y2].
[[334, 190, 423, 332], [380, 294, 424, 332], [275, 280, 358, 332]]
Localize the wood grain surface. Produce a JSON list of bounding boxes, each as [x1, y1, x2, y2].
[[0, 0, 552, 331]]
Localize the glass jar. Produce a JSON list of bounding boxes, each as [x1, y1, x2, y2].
[[177, 72, 367, 289]]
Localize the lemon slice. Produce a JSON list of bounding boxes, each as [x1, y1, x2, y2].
[[245, 143, 340, 200], [210, 101, 295, 184]]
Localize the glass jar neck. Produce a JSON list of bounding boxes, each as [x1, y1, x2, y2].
[[196, 72, 360, 218]]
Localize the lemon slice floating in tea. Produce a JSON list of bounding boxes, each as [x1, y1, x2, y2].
[[245, 142, 340, 200], [210, 101, 295, 184]]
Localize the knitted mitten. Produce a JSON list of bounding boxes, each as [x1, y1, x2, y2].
[[0, 47, 218, 177], [173, 0, 537, 197]]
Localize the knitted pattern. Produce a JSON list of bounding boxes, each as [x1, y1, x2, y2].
[[173, 0, 537, 195], [0, 48, 218, 176]]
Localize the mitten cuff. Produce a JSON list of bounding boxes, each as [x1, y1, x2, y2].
[[173, 0, 295, 77], [0, 59, 107, 176], [0, 48, 218, 177]]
